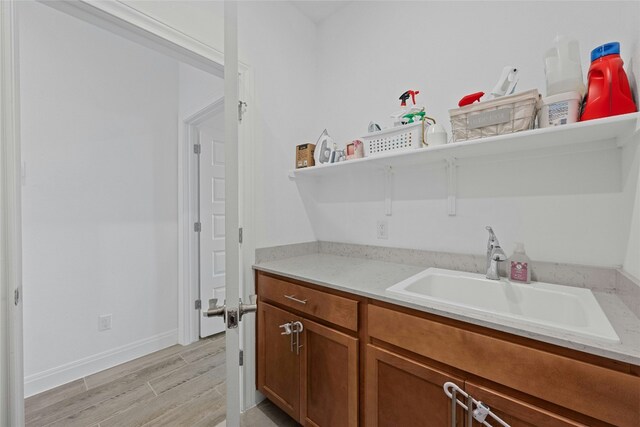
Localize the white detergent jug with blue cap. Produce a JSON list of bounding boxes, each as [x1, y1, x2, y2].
[[544, 35, 586, 97]]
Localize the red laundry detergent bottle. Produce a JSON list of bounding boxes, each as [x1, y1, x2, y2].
[[581, 42, 637, 121]]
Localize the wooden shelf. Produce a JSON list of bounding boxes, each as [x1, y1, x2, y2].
[[289, 112, 639, 179]]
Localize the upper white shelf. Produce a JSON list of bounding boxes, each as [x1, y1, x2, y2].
[[289, 112, 639, 179]]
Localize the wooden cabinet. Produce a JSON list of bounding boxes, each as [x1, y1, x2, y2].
[[257, 302, 300, 420], [364, 345, 588, 427], [365, 345, 464, 427], [301, 318, 358, 427], [257, 275, 359, 427], [256, 272, 640, 427], [258, 273, 359, 331], [464, 382, 587, 427]]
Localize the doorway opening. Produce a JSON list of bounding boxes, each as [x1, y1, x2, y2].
[[18, 1, 231, 425], [182, 98, 227, 341]]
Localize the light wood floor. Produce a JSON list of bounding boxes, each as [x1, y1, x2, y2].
[[26, 334, 298, 427], [26, 334, 227, 427], [240, 401, 300, 427]]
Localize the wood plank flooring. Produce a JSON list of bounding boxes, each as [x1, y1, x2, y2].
[[25, 334, 227, 427], [239, 401, 300, 427], [26, 334, 299, 427]]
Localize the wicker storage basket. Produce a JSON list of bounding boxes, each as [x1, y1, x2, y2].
[[449, 89, 541, 142]]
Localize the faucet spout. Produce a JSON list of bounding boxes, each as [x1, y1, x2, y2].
[[485, 226, 506, 280]]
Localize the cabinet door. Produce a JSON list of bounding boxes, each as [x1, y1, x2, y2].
[[465, 382, 587, 427], [257, 302, 300, 421], [300, 318, 359, 427], [365, 345, 465, 427]]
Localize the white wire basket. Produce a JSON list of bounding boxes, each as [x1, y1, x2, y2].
[[449, 89, 541, 142], [362, 122, 424, 157]]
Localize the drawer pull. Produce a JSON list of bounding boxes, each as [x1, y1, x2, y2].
[[284, 294, 307, 304]]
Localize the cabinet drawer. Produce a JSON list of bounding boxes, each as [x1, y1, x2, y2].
[[258, 273, 358, 331], [368, 304, 640, 427]]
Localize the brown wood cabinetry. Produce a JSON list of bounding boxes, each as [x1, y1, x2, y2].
[[258, 273, 359, 331], [365, 345, 464, 427], [301, 318, 359, 427], [256, 271, 640, 427], [257, 302, 300, 420], [257, 273, 359, 427], [464, 382, 587, 427], [367, 304, 640, 426]]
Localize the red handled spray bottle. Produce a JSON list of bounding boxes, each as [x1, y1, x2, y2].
[[391, 90, 429, 126]]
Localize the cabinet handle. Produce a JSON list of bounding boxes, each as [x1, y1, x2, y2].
[[284, 294, 307, 305], [293, 321, 304, 355]]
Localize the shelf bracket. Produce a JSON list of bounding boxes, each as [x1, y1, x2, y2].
[[445, 158, 457, 216], [384, 165, 393, 216]]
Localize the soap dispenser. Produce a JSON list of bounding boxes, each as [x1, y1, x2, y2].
[[510, 243, 531, 283]]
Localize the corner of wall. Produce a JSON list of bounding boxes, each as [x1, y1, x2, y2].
[[622, 130, 640, 280]]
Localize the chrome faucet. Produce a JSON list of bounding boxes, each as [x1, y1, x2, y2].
[[485, 226, 507, 280]]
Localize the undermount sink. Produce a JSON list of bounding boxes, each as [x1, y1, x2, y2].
[[386, 268, 620, 343]]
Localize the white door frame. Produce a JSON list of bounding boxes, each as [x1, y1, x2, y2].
[[1, 2, 24, 425], [1, 0, 259, 423], [178, 97, 225, 346]]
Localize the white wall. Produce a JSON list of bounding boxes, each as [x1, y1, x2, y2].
[[19, 0, 318, 396], [622, 42, 640, 280], [19, 2, 181, 395], [304, 1, 640, 268], [622, 133, 640, 280], [123, 0, 319, 249], [238, 1, 319, 247], [179, 62, 225, 116], [120, 0, 640, 269]]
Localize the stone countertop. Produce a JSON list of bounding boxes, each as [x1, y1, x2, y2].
[[253, 253, 640, 365]]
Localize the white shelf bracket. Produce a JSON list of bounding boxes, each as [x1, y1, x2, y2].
[[384, 165, 393, 216], [445, 158, 458, 216]]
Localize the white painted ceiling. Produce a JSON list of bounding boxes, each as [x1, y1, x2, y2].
[[291, 1, 351, 24]]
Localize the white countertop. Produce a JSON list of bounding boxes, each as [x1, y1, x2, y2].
[[254, 253, 640, 365]]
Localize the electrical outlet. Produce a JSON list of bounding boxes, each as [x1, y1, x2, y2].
[[98, 314, 112, 331], [377, 220, 388, 239]]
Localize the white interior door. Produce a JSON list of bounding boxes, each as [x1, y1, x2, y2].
[[224, 1, 242, 425], [198, 117, 226, 338]]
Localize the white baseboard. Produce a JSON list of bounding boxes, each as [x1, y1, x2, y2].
[[24, 329, 178, 397]]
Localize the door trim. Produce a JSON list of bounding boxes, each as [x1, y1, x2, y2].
[[179, 97, 225, 346], [1, 1, 24, 425], [2, 0, 259, 421]]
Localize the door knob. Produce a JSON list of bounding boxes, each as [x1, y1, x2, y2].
[[239, 294, 257, 320], [203, 298, 226, 318]]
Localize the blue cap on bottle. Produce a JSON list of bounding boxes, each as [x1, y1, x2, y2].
[[591, 42, 620, 62]]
